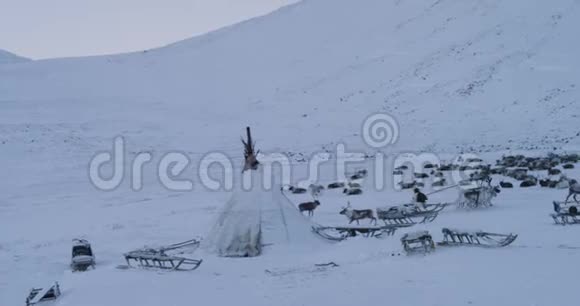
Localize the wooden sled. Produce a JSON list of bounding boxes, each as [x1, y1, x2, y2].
[[377, 203, 447, 225], [437, 228, 517, 247], [401, 231, 435, 255], [26, 282, 61, 306], [313, 224, 410, 241], [123, 239, 202, 271]]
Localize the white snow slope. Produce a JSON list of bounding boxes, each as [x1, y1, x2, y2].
[[1, 0, 580, 305], [0, 49, 30, 64]]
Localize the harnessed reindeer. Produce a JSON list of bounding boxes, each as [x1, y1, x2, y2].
[[339, 202, 376, 225]]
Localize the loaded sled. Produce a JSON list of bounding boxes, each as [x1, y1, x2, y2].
[[437, 228, 517, 247], [401, 231, 435, 255], [551, 201, 580, 225], [26, 282, 61, 306], [553, 201, 580, 215], [71, 239, 95, 271], [376, 203, 446, 225], [123, 239, 202, 271], [313, 224, 409, 241]]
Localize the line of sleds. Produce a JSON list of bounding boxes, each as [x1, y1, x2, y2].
[[311, 197, 518, 254], [551, 201, 580, 225], [401, 228, 518, 255], [314, 203, 448, 240], [315, 221, 518, 254], [311, 176, 504, 240]]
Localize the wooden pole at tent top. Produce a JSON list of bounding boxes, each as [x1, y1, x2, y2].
[[242, 127, 259, 171]]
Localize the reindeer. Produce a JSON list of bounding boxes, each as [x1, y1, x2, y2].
[[343, 187, 363, 195], [349, 169, 368, 180], [308, 184, 324, 198], [339, 202, 376, 225], [347, 182, 361, 188], [500, 181, 514, 188], [327, 182, 345, 189], [288, 186, 307, 194], [298, 200, 320, 216], [565, 179, 580, 203]]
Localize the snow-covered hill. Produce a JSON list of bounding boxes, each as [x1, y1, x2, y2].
[[1, 0, 579, 157], [2, 1, 580, 305], [0, 49, 30, 64]]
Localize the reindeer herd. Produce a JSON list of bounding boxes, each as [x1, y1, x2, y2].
[[294, 181, 374, 223], [293, 185, 378, 225], [289, 153, 580, 226], [286, 169, 376, 223]]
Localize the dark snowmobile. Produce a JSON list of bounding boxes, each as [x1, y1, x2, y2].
[[71, 239, 95, 271]]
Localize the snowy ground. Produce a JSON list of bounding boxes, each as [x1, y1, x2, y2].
[[1, 155, 579, 306]]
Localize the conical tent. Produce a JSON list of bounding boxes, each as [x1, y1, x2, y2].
[[203, 127, 325, 257], [204, 171, 325, 257]]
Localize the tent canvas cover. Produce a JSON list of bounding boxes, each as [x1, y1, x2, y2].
[[203, 170, 324, 257]]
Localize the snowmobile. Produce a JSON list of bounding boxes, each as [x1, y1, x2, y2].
[[71, 239, 95, 271]]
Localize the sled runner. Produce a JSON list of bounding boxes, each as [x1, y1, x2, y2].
[[401, 231, 435, 255], [123, 239, 202, 271], [437, 228, 517, 247], [26, 282, 61, 306], [551, 213, 580, 225], [313, 224, 409, 241], [376, 203, 446, 225], [71, 239, 95, 271]]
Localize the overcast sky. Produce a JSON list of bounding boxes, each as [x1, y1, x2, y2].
[[0, 0, 297, 59]]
